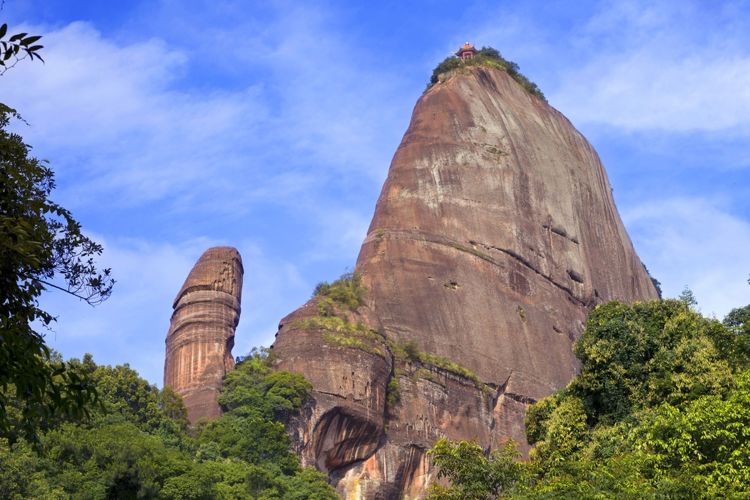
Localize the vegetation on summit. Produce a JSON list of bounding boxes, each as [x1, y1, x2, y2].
[[428, 46, 546, 102]]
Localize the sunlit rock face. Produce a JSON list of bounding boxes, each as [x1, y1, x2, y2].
[[273, 66, 658, 498], [164, 247, 243, 423]]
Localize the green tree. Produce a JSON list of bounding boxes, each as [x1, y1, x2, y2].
[[725, 304, 750, 364], [219, 347, 311, 422], [565, 300, 734, 425], [313, 271, 367, 311], [427, 438, 523, 499], [202, 348, 335, 498], [0, 352, 334, 499], [678, 285, 698, 307], [631, 374, 750, 497], [0, 31, 113, 443], [519, 299, 750, 497], [724, 305, 750, 333], [429, 299, 750, 498]]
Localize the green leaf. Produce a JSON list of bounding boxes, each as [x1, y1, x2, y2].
[[9, 32, 27, 42], [21, 35, 42, 46], [0, 24, 7, 39]]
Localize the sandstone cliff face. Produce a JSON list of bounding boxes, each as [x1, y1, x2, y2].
[[164, 247, 243, 423], [273, 66, 658, 498]]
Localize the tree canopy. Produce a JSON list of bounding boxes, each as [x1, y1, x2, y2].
[[0, 102, 115, 445], [428, 298, 750, 499], [0, 350, 336, 499], [0, 22, 114, 445]]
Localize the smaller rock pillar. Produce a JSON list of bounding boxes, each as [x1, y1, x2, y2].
[[164, 247, 243, 423]]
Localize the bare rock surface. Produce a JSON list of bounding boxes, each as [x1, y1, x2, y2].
[[164, 247, 243, 423], [272, 66, 658, 498]]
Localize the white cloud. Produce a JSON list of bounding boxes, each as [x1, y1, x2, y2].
[[3, 12, 410, 214], [233, 242, 310, 357], [4, 10, 404, 384], [553, 50, 750, 133], [300, 206, 370, 264], [624, 197, 750, 318], [19, 1, 749, 388], [40, 235, 310, 386], [3, 22, 276, 205], [205, 2, 411, 181], [2, 22, 285, 211], [550, 2, 750, 133], [39, 236, 210, 384]]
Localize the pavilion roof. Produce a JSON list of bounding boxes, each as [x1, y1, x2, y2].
[[455, 42, 478, 56]]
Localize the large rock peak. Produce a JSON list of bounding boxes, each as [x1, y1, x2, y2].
[[359, 65, 657, 393], [164, 246, 243, 423], [274, 66, 657, 498]]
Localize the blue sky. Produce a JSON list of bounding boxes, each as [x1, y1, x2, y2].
[[3, 0, 749, 385]]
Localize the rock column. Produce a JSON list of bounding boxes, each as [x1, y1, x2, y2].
[[164, 247, 243, 423]]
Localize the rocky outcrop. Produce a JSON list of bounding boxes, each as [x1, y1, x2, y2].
[[164, 247, 243, 423], [272, 65, 658, 498]]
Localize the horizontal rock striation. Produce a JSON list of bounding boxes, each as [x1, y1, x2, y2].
[[164, 247, 243, 423], [272, 65, 658, 498]]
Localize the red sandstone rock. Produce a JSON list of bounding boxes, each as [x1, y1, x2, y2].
[[273, 66, 658, 498], [164, 247, 243, 423]]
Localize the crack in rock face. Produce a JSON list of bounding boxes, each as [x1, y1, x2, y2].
[[271, 65, 658, 499], [164, 247, 243, 423]]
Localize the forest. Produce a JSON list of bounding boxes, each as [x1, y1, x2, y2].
[[0, 349, 336, 498], [2, 290, 748, 498]]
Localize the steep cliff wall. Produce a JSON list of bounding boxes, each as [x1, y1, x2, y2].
[[272, 66, 658, 498], [164, 247, 243, 423]]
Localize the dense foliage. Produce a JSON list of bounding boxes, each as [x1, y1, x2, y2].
[[0, 349, 335, 499], [428, 439, 524, 500], [0, 102, 114, 445], [313, 271, 367, 314], [429, 298, 750, 499], [0, 29, 114, 446], [428, 46, 546, 102]]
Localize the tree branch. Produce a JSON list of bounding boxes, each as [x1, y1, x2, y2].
[[31, 278, 99, 306]]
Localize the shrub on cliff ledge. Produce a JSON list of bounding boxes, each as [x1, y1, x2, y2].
[[313, 271, 366, 310], [428, 46, 546, 102]]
